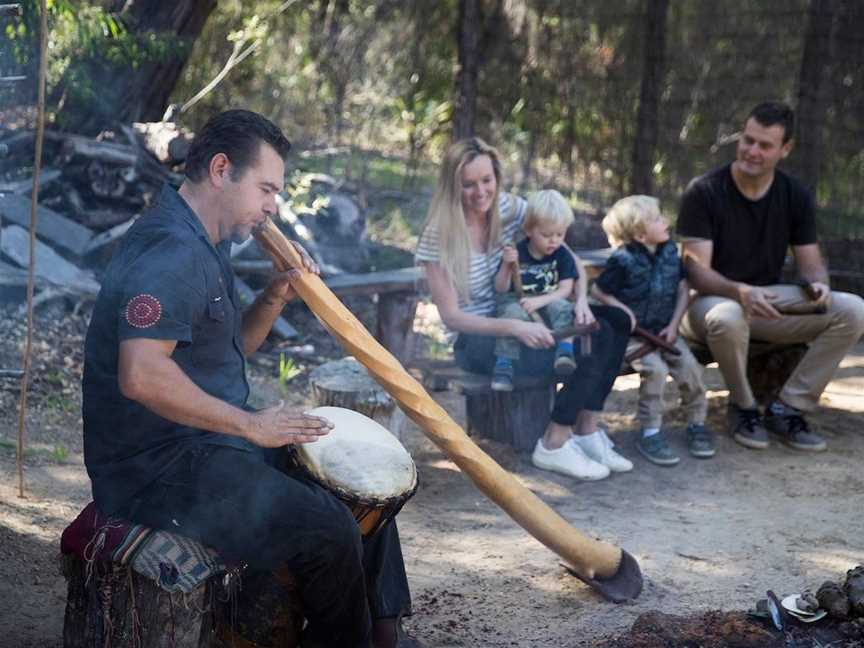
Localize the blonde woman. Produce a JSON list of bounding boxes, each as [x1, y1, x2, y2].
[[416, 138, 632, 481]]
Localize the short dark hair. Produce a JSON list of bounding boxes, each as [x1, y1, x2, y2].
[[747, 102, 795, 144], [184, 110, 291, 183]]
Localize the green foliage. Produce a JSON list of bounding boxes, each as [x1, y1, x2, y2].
[[2, 0, 181, 112], [278, 353, 302, 392]]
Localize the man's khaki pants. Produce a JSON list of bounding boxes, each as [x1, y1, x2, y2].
[[626, 336, 707, 430], [681, 285, 864, 412]]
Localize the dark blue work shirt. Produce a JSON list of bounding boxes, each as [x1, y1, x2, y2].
[[594, 240, 686, 334], [83, 185, 253, 515]]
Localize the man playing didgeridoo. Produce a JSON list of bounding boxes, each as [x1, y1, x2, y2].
[[678, 101, 864, 452], [82, 109, 423, 648]]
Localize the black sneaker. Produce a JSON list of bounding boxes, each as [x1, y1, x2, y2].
[[727, 404, 769, 450], [490, 361, 514, 392], [764, 405, 827, 451], [553, 345, 577, 376], [637, 431, 680, 466], [686, 423, 716, 458]]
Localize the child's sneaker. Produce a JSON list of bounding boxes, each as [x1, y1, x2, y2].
[[553, 344, 576, 376], [637, 430, 680, 466], [686, 423, 716, 458], [490, 358, 514, 392]]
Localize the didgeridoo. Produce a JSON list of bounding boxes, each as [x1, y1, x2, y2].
[[254, 220, 642, 602]]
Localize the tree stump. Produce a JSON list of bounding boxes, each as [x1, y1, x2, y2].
[[62, 555, 305, 648], [309, 357, 405, 440], [455, 373, 555, 452], [62, 556, 219, 648]]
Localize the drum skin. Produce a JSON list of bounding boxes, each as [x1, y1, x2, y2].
[[292, 406, 418, 537]]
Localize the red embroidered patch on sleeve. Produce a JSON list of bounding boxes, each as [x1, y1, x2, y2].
[[126, 294, 162, 328]]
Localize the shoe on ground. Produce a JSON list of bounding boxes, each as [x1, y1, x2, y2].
[[686, 423, 716, 458], [490, 360, 514, 392], [727, 404, 769, 450], [531, 438, 610, 480], [553, 346, 577, 376], [764, 402, 827, 451], [637, 431, 680, 466], [573, 430, 634, 472]]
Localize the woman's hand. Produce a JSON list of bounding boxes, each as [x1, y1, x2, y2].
[[512, 320, 555, 349], [572, 295, 596, 326], [502, 245, 518, 266]]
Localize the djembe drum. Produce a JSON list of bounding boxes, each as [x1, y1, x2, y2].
[[289, 406, 418, 536]]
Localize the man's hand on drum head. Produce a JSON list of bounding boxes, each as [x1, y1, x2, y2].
[[247, 401, 334, 447]]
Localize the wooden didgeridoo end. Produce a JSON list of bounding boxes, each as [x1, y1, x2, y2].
[[253, 220, 643, 602]]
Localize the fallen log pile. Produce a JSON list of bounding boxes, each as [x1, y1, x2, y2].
[[0, 120, 414, 346]]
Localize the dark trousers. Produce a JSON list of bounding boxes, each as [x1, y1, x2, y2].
[[455, 304, 630, 424], [118, 443, 411, 648]]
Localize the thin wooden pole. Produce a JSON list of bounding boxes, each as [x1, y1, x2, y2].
[[16, 0, 48, 499]]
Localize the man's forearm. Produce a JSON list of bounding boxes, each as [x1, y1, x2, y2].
[[494, 266, 513, 293], [241, 294, 286, 355], [799, 265, 830, 286], [123, 354, 252, 439], [685, 259, 742, 301]]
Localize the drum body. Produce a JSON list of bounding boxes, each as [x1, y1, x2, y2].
[[290, 406, 418, 536]]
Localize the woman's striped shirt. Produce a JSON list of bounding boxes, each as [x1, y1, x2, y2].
[[415, 193, 526, 322]]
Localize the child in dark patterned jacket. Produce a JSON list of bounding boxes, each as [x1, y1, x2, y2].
[[592, 195, 714, 465]]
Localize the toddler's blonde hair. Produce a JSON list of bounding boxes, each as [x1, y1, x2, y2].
[[602, 195, 661, 246], [524, 190, 574, 232]]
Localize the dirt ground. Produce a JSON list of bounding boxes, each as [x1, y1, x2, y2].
[[1, 302, 863, 648]]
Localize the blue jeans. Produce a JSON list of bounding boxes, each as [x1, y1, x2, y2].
[[494, 294, 574, 360], [455, 304, 630, 423]]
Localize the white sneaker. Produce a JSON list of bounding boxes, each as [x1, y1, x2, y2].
[[531, 439, 610, 481], [574, 430, 634, 473]]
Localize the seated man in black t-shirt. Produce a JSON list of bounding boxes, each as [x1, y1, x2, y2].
[[677, 101, 864, 452]]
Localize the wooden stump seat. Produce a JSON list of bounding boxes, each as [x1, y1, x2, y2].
[[310, 356, 405, 441], [421, 361, 554, 452], [62, 554, 304, 648]]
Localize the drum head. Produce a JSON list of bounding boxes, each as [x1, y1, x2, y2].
[[298, 406, 417, 502]]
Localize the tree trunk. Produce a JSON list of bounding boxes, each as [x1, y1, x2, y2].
[[630, 0, 669, 195], [794, 0, 842, 194], [57, 1, 217, 133], [452, 0, 481, 140]]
